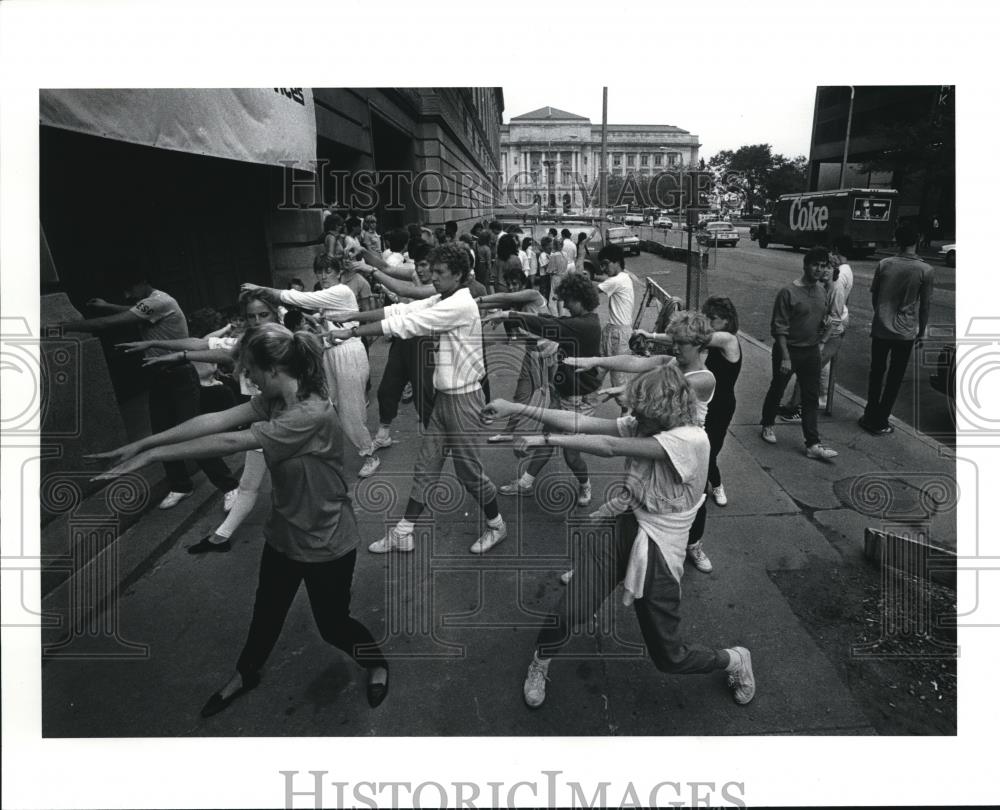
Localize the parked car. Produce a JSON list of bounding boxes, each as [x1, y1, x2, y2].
[[938, 243, 956, 267], [605, 226, 641, 256], [696, 221, 740, 247], [653, 216, 675, 229], [624, 212, 645, 226]]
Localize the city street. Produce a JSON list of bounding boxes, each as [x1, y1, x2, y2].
[[627, 228, 956, 444]]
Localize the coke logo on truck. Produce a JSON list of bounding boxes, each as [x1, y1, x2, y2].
[[789, 198, 829, 232]]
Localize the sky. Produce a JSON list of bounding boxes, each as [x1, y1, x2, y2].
[[501, 86, 817, 161]]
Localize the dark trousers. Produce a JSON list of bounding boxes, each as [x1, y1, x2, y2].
[[197, 384, 240, 492], [704, 397, 736, 488], [760, 344, 821, 447], [536, 274, 552, 301], [148, 363, 236, 494], [377, 337, 435, 429], [236, 544, 387, 679], [863, 337, 914, 428], [536, 512, 720, 674]]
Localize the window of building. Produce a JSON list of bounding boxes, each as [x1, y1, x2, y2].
[[640, 154, 648, 166], [613, 155, 621, 167], [654, 153, 662, 166], [626, 154, 635, 166], [668, 152, 679, 166]]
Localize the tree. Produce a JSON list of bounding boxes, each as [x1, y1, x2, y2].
[[708, 144, 808, 209]]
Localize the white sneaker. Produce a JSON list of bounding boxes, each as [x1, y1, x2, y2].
[[577, 481, 593, 507], [523, 655, 551, 708], [559, 570, 574, 585], [368, 526, 414, 554], [487, 433, 513, 443], [158, 491, 192, 510], [726, 646, 756, 705], [687, 541, 713, 573], [223, 488, 239, 513], [711, 485, 728, 507], [499, 479, 534, 496], [470, 521, 507, 554], [358, 455, 381, 478], [805, 443, 838, 461], [760, 426, 777, 444], [818, 397, 828, 409], [372, 431, 393, 450]]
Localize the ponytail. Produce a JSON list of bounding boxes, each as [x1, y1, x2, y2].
[[238, 323, 328, 400]]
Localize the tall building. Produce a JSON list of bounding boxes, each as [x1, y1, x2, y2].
[[808, 86, 954, 230], [499, 106, 700, 211]]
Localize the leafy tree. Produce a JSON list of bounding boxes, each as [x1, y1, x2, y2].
[[708, 144, 807, 208]]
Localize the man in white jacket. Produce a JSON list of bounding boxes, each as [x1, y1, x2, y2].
[[323, 243, 507, 555]]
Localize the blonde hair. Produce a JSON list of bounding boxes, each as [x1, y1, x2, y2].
[[623, 364, 696, 431], [665, 310, 713, 349]]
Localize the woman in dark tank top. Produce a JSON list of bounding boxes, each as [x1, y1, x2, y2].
[[700, 296, 742, 506]]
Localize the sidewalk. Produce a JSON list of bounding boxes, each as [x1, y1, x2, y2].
[[39, 304, 955, 737]]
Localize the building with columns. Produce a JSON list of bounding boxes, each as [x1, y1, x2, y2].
[[499, 106, 701, 210]]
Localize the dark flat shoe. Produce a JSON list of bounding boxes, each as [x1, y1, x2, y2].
[[200, 672, 260, 718], [188, 536, 232, 554], [366, 668, 389, 708]]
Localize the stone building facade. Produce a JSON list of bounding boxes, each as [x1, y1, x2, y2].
[[499, 106, 700, 210]]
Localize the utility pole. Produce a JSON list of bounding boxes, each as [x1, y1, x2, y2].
[[600, 87, 608, 223], [838, 85, 855, 189]]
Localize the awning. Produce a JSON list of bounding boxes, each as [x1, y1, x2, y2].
[[40, 88, 317, 169]]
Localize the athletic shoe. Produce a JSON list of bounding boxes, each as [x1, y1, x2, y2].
[[778, 410, 802, 423], [577, 481, 593, 507], [487, 434, 513, 443], [470, 521, 507, 554], [499, 479, 534, 496], [368, 527, 414, 554], [858, 417, 893, 435], [523, 655, 551, 708], [710, 485, 728, 506], [372, 431, 393, 450], [805, 443, 838, 461], [559, 570, 574, 585], [223, 488, 239, 513], [686, 541, 713, 573], [818, 396, 828, 409], [358, 455, 381, 478], [725, 646, 756, 705], [187, 536, 232, 554], [760, 426, 777, 444], [158, 491, 192, 510]]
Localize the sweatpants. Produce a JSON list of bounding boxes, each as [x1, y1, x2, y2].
[[536, 512, 720, 674], [214, 449, 268, 540], [236, 544, 387, 678], [410, 388, 498, 506], [322, 337, 374, 456], [504, 346, 557, 434]]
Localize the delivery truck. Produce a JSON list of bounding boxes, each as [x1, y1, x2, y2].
[[754, 188, 898, 257]]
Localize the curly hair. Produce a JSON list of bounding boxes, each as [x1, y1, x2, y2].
[[555, 272, 600, 311], [497, 233, 519, 261], [665, 310, 713, 348], [427, 241, 471, 277], [700, 296, 739, 333], [235, 323, 327, 401], [623, 364, 697, 432]]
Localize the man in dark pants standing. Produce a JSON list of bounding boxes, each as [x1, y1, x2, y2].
[[859, 223, 934, 435], [759, 247, 839, 461], [56, 267, 238, 507]]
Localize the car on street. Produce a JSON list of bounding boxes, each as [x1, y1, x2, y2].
[[696, 221, 740, 247], [606, 225, 641, 256], [624, 212, 645, 226], [938, 243, 956, 267], [653, 215, 674, 229]]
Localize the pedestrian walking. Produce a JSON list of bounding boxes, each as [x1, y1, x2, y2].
[[858, 223, 934, 435], [90, 323, 390, 717], [759, 247, 839, 460], [481, 365, 756, 710]]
